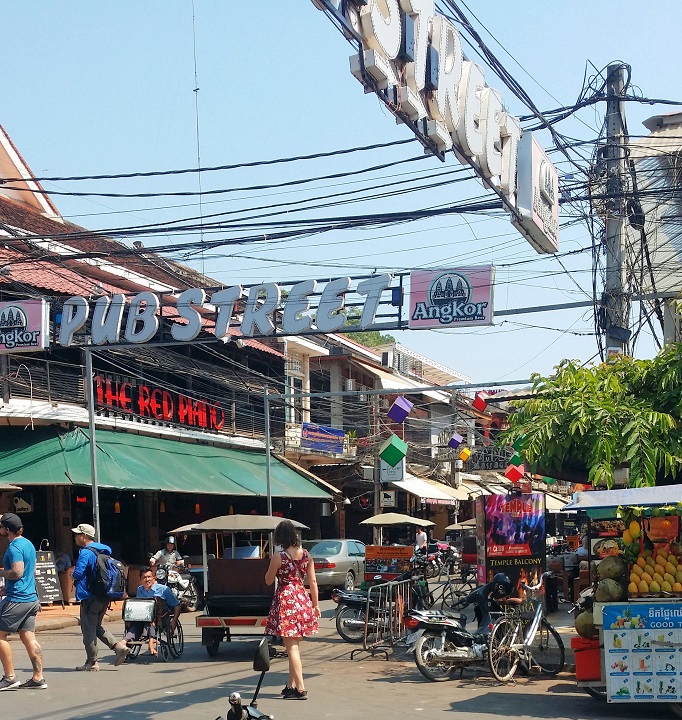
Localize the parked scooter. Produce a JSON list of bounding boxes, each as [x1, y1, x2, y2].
[[216, 637, 273, 720], [332, 566, 432, 643], [155, 562, 200, 612], [405, 572, 513, 681]]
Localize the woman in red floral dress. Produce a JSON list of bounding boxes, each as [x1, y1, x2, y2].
[[265, 520, 320, 700]]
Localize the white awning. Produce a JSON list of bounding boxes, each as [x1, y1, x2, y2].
[[545, 492, 570, 513], [353, 362, 449, 402], [562, 484, 682, 512], [392, 475, 457, 505]]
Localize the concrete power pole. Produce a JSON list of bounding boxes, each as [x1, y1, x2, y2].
[[603, 63, 630, 355]]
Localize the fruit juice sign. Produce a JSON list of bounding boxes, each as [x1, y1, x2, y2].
[[603, 603, 682, 703]]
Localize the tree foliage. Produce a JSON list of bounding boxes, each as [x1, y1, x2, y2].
[[501, 346, 682, 488], [342, 308, 395, 347]]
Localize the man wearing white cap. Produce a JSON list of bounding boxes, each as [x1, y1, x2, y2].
[[71, 523, 129, 671]]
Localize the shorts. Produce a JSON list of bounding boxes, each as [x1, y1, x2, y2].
[[0, 599, 40, 634]]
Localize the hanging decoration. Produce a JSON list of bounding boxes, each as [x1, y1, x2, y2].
[[448, 433, 464, 449], [505, 463, 525, 483], [458, 447, 472, 462], [387, 396, 414, 424], [472, 392, 489, 412], [379, 434, 408, 467]]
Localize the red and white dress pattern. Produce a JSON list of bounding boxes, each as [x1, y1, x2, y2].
[[265, 550, 318, 638]]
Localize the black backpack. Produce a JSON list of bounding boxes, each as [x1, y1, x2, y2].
[[86, 547, 126, 600]]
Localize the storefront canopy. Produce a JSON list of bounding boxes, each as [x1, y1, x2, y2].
[[392, 475, 458, 505], [0, 426, 331, 499], [562, 484, 682, 513]]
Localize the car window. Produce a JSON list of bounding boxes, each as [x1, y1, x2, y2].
[[302, 541, 342, 556], [348, 541, 365, 557]]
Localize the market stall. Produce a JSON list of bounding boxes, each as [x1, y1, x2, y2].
[[563, 484, 682, 714]]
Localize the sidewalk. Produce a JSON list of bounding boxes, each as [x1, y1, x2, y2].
[[34, 601, 120, 632]]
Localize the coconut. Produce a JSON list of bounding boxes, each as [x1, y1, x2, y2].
[[597, 555, 627, 581], [575, 610, 597, 638], [595, 577, 625, 602]]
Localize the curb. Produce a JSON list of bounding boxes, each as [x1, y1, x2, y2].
[[35, 611, 115, 634]]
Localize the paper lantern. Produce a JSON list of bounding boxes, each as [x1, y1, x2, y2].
[[472, 392, 488, 412], [543, 476, 556, 485], [379, 434, 408, 467], [458, 447, 471, 462], [509, 453, 523, 467], [387, 395, 414, 424], [448, 433, 464, 449], [505, 463, 524, 483], [512, 435, 526, 452]]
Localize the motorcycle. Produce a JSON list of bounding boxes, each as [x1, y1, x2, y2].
[[332, 566, 432, 643], [155, 562, 200, 612], [404, 572, 513, 681], [216, 637, 273, 720]]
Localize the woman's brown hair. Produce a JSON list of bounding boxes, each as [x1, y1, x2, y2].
[[274, 519, 299, 548]]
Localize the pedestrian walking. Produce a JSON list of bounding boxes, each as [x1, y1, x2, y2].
[[71, 523, 129, 670], [264, 519, 320, 700], [0, 512, 46, 690], [415, 526, 428, 555]]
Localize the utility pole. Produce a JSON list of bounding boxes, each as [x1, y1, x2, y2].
[[372, 395, 382, 545], [603, 63, 630, 355]]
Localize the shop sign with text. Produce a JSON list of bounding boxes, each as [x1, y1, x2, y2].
[[409, 266, 494, 329], [0, 299, 49, 354]]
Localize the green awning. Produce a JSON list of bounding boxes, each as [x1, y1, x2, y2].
[[0, 426, 331, 499]]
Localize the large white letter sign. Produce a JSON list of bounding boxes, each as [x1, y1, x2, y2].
[[499, 113, 522, 197], [356, 274, 392, 328], [316, 277, 351, 333], [401, 0, 434, 93], [91, 294, 125, 345], [124, 292, 160, 343], [171, 288, 206, 342], [457, 62, 485, 157], [428, 15, 462, 134], [211, 286, 243, 340], [479, 88, 503, 178], [362, 0, 402, 60], [241, 283, 281, 336], [59, 297, 89, 346], [282, 279, 317, 335]]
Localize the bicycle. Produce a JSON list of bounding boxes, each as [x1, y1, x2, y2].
[[487, 571, 565, 682]]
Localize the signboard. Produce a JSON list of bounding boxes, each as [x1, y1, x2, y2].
[[602, 603, 682, 703], [364, 544, 413, 581], [380, 490, 396, 508], [408, 267, 494, 329], [300, 422, 345, 454], [34, 551, 63, 605], [0, 299, 49, 354], [482, 492, 545, 597], [381, 458, 404, 483], [512, 134, 560, 254], [313, 2, 559, 255]]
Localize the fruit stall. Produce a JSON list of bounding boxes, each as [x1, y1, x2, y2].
[[563, 484, 682, 713]]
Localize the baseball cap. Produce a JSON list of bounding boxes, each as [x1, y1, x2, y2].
[[72, 523, 96, 539], [0, 513, 23, 533]]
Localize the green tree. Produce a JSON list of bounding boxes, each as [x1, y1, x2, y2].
[[501, 347, 682, 488], [342, 308, 395, 347]]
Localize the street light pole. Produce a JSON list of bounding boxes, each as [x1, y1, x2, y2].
[[83, 347, 101, 542]]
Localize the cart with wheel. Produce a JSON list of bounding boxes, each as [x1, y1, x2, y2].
[[122, 596, 184, 661]]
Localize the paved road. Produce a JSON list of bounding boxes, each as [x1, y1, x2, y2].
[[2, 600, 679, 720]]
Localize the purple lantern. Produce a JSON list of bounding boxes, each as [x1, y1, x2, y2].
[[448, 433, 464, 449], [387, 395, 414, 424]]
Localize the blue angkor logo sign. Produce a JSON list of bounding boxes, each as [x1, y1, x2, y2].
[[412, 272, 488, 325]]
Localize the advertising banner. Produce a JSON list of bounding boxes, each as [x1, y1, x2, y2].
[[0, 299, 49, 354], [602, 603, 682, 703], [300, 422, 345, 454], [408, 267, 494, 330], [364, 545, 413, 582], [483, 493, 546, 597]]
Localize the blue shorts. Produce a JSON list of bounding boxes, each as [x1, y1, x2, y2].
[[0, 599, 40, 633]]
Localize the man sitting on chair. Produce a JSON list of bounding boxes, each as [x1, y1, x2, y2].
[[123, 567, 181, 655]]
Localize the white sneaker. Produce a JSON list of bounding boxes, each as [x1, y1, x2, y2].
[[0, 677, 20, 691]]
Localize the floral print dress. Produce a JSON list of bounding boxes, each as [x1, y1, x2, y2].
[[265, 549, 318, 638]]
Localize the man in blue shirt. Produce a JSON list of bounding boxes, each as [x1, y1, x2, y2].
[[123, 567, 180, 655], [71, 523, 129, 671], [0, 513, 45, 690]]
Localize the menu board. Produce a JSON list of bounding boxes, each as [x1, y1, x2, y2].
[[603, 603, 682, 703], [364, 545, 413, 581], [35, 551, 63, 605]]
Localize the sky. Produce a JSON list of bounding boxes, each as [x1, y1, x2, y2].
[[2, 1, 681, 387]]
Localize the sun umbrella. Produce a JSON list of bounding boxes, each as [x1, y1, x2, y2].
[[171, 514, 309, 534], [445, 518, 477, 530], [359, 512, 435, 527]]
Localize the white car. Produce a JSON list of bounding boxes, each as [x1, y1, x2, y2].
[[302, 539, 366, 591]]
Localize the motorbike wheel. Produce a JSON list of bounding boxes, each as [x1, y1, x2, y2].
[[527, 620, 564, 675], [488, 617, 520, 682], [425, 562, 440, 580], [584, 686, 607, 701], [182, 580, 199, 613], [335, 605, 366, 644], [414, 631, 457, 682]]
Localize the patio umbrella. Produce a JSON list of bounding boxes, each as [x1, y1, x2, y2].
[[445, 518, 477, 530], [359, 512, 434, 527], [171, 514, 309, 534]]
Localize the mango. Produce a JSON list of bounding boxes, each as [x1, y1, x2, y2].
[[630, 521, 641, 539], [655, 564, 666, 577], [628, 582, 639, 594], [630, 573, 641, 584], [636, 557, 647, 568], [659, 548, 670, 559], [662, 581, 673, 593], [676, 570, 682, 583], [666, 562, 677, 575], [623, 529, 633, 545], [642, 572, 654, 585], [673, 582, 682, 592], [650, 580, 661, 593], [654, 573, 665, 585], [632, 564, 644, 577], [665, 573, 676, 585], [639, 580, 650, 593]]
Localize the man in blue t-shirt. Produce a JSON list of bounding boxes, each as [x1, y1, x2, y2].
[[123, 567, 180, 655], [0, 513, 45, 690]]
